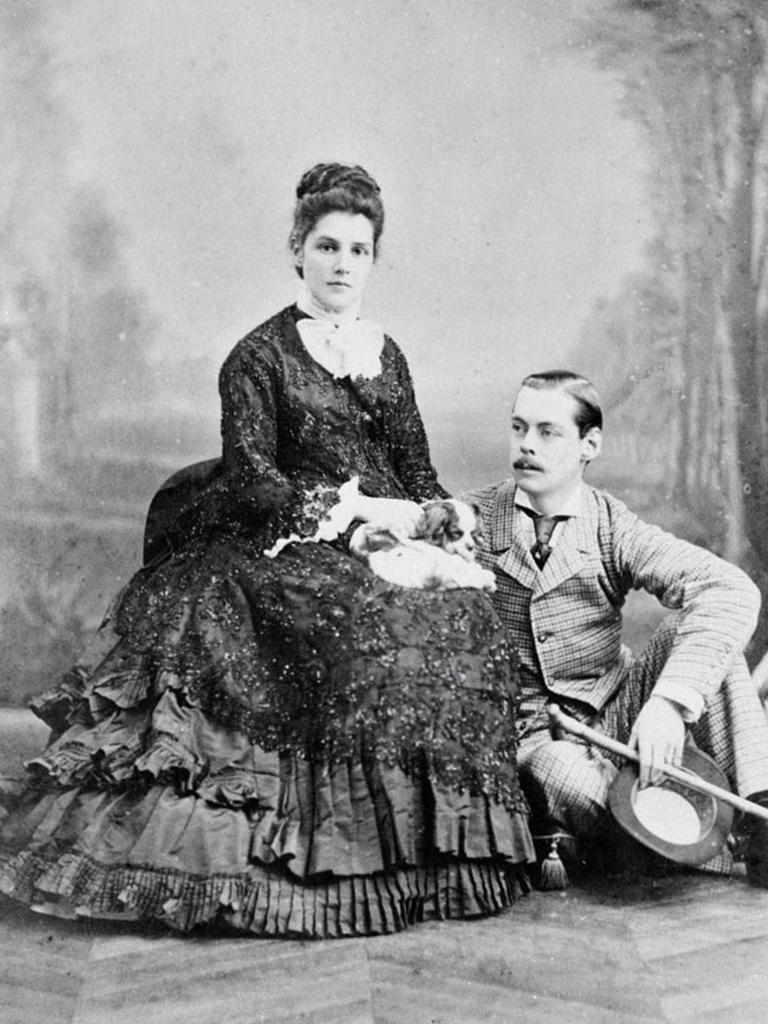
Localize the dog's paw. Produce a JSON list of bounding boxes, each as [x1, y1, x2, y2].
[[459, 563, 496, 591], [477, 567, 496, 592]]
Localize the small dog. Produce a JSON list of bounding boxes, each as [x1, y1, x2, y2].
[[350, 498, 496, 591]]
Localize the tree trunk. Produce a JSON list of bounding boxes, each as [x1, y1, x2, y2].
[[727, 51, 768, 567]]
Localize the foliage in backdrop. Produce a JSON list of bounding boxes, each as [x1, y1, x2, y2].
[[572, 0, 768, 653], [3, 0, 768, 700]]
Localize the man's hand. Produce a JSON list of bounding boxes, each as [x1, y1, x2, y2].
[[628, 695, 686, 788]]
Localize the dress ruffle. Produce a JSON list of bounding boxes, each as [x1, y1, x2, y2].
[[2, 472, 535, 937], [2, 839, 530, 938], [2, 307, 536, 937], [1, 748, 532, 936], [2, 616, 533, 936]]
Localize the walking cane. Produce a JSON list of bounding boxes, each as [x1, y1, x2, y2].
[[547, 703, 768, 824]]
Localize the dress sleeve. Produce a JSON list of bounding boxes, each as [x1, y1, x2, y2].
[[168, 334, 344, 544], [383, 341, 449, 502], [216, 337, 292, 515]]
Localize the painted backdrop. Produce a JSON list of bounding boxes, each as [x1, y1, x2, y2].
[[1, 0, 656, 702]]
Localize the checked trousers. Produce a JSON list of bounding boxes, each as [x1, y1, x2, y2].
[[516, 613, 768, 838]]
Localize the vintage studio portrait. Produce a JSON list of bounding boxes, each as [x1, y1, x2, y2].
[[2, 1, 768, 1022]]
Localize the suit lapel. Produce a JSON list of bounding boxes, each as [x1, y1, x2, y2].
[[490, 482, 598, 594], [533, 514, 590, 595], [490, 481, 538, 591]]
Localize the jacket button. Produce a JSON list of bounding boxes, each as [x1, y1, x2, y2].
[[537, 632, 550, 643]]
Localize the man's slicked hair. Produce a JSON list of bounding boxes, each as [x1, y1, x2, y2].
[[518, 370, 603, 437]]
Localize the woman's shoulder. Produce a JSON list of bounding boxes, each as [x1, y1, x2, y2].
[[221, 306, 297, 375], [379, 331, 410, 370]]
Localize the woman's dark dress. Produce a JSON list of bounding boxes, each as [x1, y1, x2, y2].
[[0, 306, 533, 937]]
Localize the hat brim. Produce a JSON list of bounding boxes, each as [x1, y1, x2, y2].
[[608, 746, 734, 865]]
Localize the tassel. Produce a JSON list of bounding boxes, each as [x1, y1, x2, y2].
[[539, 835, 569, 890]]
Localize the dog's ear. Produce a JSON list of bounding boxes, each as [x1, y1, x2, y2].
[[468, 502, 485, 544], [413, 510, 429, 540], [416, 501, 452, 545]]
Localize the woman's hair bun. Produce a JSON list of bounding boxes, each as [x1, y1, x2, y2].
[[296, 163, 381, 201], [290, 161, 385, 275]]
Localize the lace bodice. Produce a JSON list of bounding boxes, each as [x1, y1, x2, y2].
[[179, 306, 447, 546]]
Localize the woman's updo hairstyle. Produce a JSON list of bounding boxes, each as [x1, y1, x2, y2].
[[290, 162, 384, 276]]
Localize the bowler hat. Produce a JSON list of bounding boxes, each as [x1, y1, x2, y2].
[[608, 745, 734, 865]]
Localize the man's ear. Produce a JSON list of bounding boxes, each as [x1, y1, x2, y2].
[[580, 426, 602, 464]]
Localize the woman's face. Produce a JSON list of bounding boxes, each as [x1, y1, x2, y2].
[[296, 211, 375, 315]]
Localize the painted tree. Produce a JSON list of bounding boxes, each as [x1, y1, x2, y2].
[[577, 1, 768, 593], [0, 1, 72, 474], [0, 1, 158, 480]]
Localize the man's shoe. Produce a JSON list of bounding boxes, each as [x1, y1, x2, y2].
[[744, 793, 768, 888]]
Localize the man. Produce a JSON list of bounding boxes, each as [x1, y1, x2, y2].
[[465, 370, 768, 885]]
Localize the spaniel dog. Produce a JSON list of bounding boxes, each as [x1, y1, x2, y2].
[[350, 498, 496, 591]]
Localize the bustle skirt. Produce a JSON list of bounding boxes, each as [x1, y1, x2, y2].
[[0, 536, 534, 938]]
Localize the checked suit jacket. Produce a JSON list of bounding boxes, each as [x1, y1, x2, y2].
[[464, 479, 761, 717]]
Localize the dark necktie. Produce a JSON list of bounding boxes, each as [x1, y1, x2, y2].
[[520, 507, 568, 569]]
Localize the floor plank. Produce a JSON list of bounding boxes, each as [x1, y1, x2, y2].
[[74, 935, 374, 1024], [5, 711, 768, 1024], [5, 868, 768, 1024], [366, 905, 663, 1023], [0, 898, 93, 1024]]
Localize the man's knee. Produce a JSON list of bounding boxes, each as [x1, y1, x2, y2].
[[518, 738, 616, 835]]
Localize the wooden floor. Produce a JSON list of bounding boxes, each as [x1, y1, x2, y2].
[[3, 713, 768, 1024]]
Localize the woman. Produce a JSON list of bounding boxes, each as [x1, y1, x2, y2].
[[0, 163, 534, 938]]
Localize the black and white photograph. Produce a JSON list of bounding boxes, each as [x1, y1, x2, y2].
[[2, 1, 768, 1022]]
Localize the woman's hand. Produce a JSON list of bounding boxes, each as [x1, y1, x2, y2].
[[354, 495, 424, 537]]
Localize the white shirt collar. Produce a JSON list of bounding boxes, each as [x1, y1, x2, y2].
[[515, 482, 583, 518]]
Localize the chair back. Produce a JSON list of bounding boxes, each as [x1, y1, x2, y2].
[[143, 457, 222, 565]]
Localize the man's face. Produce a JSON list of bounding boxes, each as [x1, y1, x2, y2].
[[510, 386, 601, 506]]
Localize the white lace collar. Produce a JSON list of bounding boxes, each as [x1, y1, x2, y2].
[[295, 282, 384, 380]]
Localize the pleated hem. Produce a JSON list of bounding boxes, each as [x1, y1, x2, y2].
[[0, 850, 531, 939]]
